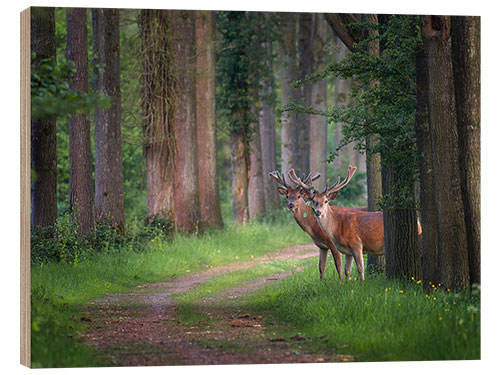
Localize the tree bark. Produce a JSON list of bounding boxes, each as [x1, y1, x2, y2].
[[297, 13, 313, 175], [382, 165, 422, 280], [309, 14, 328, 190], [66, 8, 95, 237], [259, 43, 279, 211], [279, 12, 299, 183], [248, 117, 266, 219], [364, 14, 384, 272], [172, 10, 200, 233], [421, 15, 470, 289], [139, 9, 175, 223], [31, 7, 57, 231], [92, 8, 125, 233], [231, 127, 249, 224], [195, 10, 223, 229], [451, 16, 481, 286], [415, 39, 440, 286]]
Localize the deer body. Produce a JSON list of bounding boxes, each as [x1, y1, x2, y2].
[[271, 170, 367, 281], [289, 166, 386, 281]]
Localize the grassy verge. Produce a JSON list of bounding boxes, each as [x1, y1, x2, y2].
[[30, 213, 311, 368], [242, 263, 480, 362]]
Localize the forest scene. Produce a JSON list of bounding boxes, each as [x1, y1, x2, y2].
[[28, 6, 480, 368]]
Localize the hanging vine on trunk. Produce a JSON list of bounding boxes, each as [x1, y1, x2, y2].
[[139, 10, 177, 177]]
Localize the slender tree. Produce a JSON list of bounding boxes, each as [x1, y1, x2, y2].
[[248, 114, 266, 219], [31, 7, 57, 231], [297, 13, 313, 175], [171, 10, 201, 232], [309, 13, 328, 190], [451, 16, 481, 286], [92, 8, 125, 233], [259, 41, 279, 211], [279, 12, 300, 182], [195, 10, 223, 229], [66, 8, 95, 236], [139, 9, 175, 223]]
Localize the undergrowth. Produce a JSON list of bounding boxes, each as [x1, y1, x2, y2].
[[30, 210, 310, 367], [242, 264, 480, 362]]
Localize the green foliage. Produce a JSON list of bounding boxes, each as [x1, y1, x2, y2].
[[31, 55, 109, 119], [244, 263, 480, 361], [31, 211, 173, 265], [288, 16, 421, 209], [216, 11, 279, 135], [30, 217, 311, 367]]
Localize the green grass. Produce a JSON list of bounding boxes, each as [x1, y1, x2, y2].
[[30, 214, 311, 368], [242, 263, 480, 362]]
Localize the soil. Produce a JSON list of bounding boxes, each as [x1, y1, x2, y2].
[[80, 244, 356, 366]]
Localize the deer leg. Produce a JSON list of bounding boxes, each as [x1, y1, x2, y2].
[[329, 248, 343, 280], [352, 248, 365, 281], [344, 254, 354, 280], [318, 248, 328, 280]]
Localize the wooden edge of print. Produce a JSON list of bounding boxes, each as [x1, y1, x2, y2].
[[20, 7, 31, 368]]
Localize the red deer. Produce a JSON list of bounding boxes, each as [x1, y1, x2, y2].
[[270, 170, 367, 280], [289, 166, 386, 281]]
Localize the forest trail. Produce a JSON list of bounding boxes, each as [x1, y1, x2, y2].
[[81, 244, 356, 366]]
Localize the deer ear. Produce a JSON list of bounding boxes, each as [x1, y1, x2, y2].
[[301, 189, 312, 200], [277, 187, 287, 196], [327, 191, 338, 201]]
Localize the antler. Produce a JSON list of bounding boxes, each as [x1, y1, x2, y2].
[[269, 170, 289, 188], [324, 165, 357, 194], [288, 168, 313, 190]]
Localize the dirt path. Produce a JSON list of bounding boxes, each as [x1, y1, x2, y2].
[[81, 244, 355, 366]]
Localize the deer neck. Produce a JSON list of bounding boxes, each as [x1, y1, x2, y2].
[[316, 206, 338, 239]]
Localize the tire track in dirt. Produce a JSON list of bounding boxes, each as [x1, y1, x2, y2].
[[81, 244, 355, 366]]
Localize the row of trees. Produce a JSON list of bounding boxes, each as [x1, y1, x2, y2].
[[30, 8, 480, 290]]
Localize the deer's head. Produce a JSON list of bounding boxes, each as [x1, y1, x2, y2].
[[269, 170, 320, 213], [289, 166, 357, 219]]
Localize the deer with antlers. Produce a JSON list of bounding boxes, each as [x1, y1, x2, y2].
[[269, 170, 367, 281], [288, 165, 386, 281]]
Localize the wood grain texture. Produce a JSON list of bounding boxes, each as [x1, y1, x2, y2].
[[20, 7, 31, 368]]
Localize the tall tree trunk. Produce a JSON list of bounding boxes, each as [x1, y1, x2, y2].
[[279, 12, 299, 183], [139, 10, 175, 223], [451, 16, 481, 286], [309, 14, 328, 190], [195, 10, 223, 229], [248, 117, 266, 219], [364, 14, 384, 272], [297, 13, 312, 175], [415, 40, 440, 286], [172, 10, 200, 233], [31, 7, 57, 231], [66, 8, 95, 237], [383, 164, 422, 280], [92, 8, 125, 233], [421, 15, 470, 290], [259, 43, 279, 211], [231, 126, 249, 224]]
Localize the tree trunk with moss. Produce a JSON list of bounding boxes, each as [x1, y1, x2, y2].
[[139, 10, 175, 225]]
